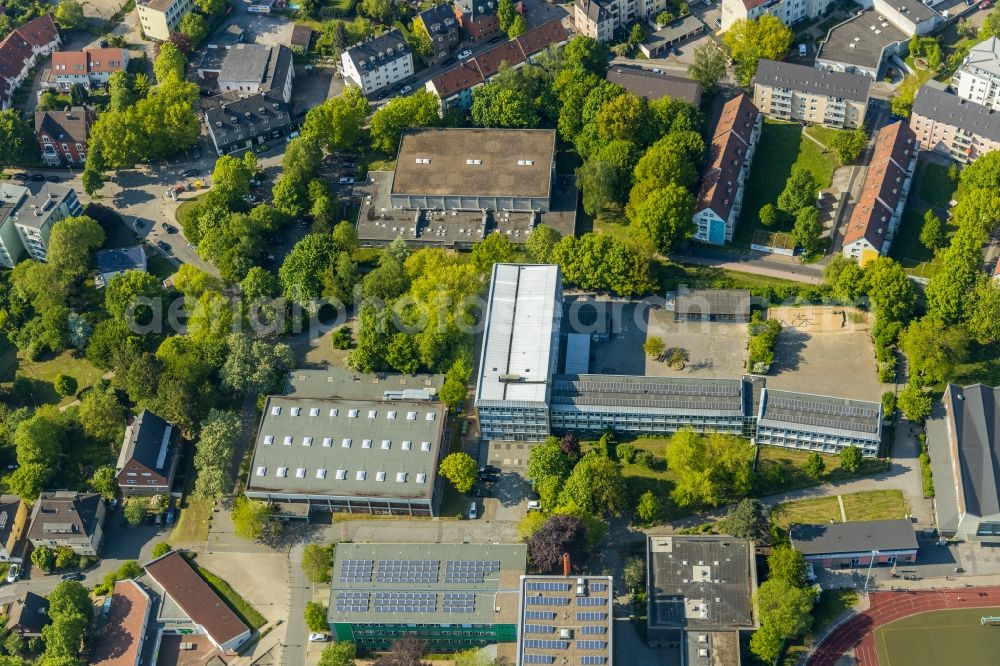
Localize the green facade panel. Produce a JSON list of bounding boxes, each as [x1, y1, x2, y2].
[[329, 623, 517, 652]]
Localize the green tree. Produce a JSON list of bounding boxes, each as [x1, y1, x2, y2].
[[721, 498, 769, 543], [635, 490, 661, 523], [644, 336, 665, 358], [900, 316, 968, 384], [793, 206, 823, 254], [0, 110, 40, 169], [358, 0, 391, 21], [151, 542, 172, 558], [79, 385, 124, 443], [319, 642, 357, 666], [178, 11, 208, 44], [31, 545, 55, 572], [527, 438, 573, 485], [629, 183, 695, 254], [152, 42, 186, 83], [862, 257, 916, 323], [631, 139, 698, 190], [123, 497, 148, 526], [369, 90, 440, 152], [839, 445, 862, 474], [410, 18, 433, 58], [241, 266, 280, 301], [304, 601, 329, 632], [777, 166, 818, 215], [831, 128, 867, 164], [88, 466, 118, 500], [557, 452, 628, 518], [898, 383, 932, 422], [231, 495, 276, 541], [302, 544, 334, 583], [302, 86, 369, 153], [768, 545, 807, 586], [497, 0, 515, 30], [55, 0, 85, 28], [803, 452, 826, 480], [920, 210, 946, 251], [623, 557, 645, 592], [105, 271, 167, 322], [438, 452, 478, 494], [7, 463, 51, 501], [664, 431, 754, 508], [966, 275, 1000, 344], [47, 215, 105, 282], [471, 84, 539, 128], [759, 202, 779, 227], [470, 231, 517, 274], [220, 333, 293, 396], [508, 13, 527, 37], [440, 355, 472, 410], [526, 224, 562, 263], [751, 578, 815, 662], [688, 41, 727, 93], [193, 409, 240, 499], [723, 15, 792, 86], [53, 374, 77, 397]]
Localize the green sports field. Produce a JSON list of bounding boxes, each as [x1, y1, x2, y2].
[[874, 607, 1000, 666]]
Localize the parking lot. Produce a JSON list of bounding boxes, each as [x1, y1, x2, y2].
[[766, 305, 888, 402]]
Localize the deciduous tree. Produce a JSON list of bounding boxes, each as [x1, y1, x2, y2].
[[897, 383, 932, 422], [721, 498, 769, 543], [193, 409, 241, 499], [688, 41, 727, 92], [830, 128, 867, 164], [302, 544, 334, 583], [839, 445, 862, 473], [723, 16, 792, 86], [369, 90, 440, 153], [438, 452, 478, 494], [527, 514, 587, 573], [231, 495, 277, 541]]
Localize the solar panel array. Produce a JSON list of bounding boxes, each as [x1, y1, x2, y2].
[[555, 378, 740, 398], [525, 610, 556, 620], [576, 641, 606, 650], [580, 625, 606, 635], [526, 581, 572, 591], [577, 611, 607, 621], [523, 656, 555, 664], [580, 657, 607, 665], [769, 394, 878, 419], [590, 583, 608, 592], [442, 592, 475, 613], [339, 559, 374, 583], [577, 597, 607, 606], [376, 560, 439, 583], [524, 640, 570, 649], [524, 624, 554, 634], [374, 591, 436, 613], [444, 559, 500, 583], [526, 596, 571, 606], [335, 591, 370, 613]]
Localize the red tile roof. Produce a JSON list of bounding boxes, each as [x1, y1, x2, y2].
[[429, 61, 484, 98], [0, 15, 59, 104], [91, 580, 151, 666], [145, 552, 250, 650], [51, 48, 127, 75], [842, 121, 916, 249], [696, 94, 760, 222]]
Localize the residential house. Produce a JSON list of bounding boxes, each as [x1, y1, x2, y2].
[[34, 107, 94, 165], [90, 580, 151, 666], [574, 0, 668, 43], [954, 36, 1000, 111], [115, 410, 182, 497], [841, 120, 917, 265], [0, 497, 28, 563], [416, 4, 460, 67], [0, 14, 61, 110], [46, 48, 129, 90], [204, 91, 294, 155], [721, 0, 836, 32], [692, 93, 761, 245], [606, 65, 702, 106], [454, 0, 501, 42], [27, 491, 105, 557], [790, 519, 918, 568], [95, 246, 147, 287], [340, 31, 414, 97], [5, 593, 49, 637], [217, 43, 294, 104], [0, 182, 84, 264], [144, 551, 252, 653], [928, 383, 1000, 542], [136, 0, 195, 41], [753, 58, 871, 128], [910, 81, 1000, 163]]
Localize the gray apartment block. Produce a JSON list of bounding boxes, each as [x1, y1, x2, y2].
[[755, 388, 882, 456]]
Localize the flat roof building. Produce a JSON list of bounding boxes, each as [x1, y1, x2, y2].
[[638, 15, 706, 59], [328, 542, 527, 650], [136, 0, 194, 41], [646, 536, 757, 656], [283, 366, 444, 401], [756, 388, 883, 456], [605, 66, 702, 106], [928, 383, 1000, 542], [816, 10, 909, 79], [790, 519, 918, 567], [666, 288, 752, 322], [390, 128, 557, 213], [476, 264, 563, 441], [515, 575, 614, 666], [245, 396, 447, 516]]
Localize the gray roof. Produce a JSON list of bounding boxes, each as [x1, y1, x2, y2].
[[246, 396, 446, 500], [205, 93, 292, 146], [643, 15, 705, 46], [10, 183, 77, 230], [790, 519, 918, 556], [0, 182, 27, 224], [606, 65, 702, 106], [575, 0, 611, 24], [27, 491, 101, 542], [758, 388, 882, 439], [218, 43, 292, 93], [418, 3, 458, 35], [817, 11, 907, 72], [116, 410, 178, 475], [96, 245, 145, 274], [647, 536, 756, 631], [455, 0, 497, 20], [515, 576, 613, 666], [943, 383, 1000, 519], [475, 264, 562, 406], [563, 333, 591, 375], [283, 367, 444, 401], [927, 401, 959, 532], [912, 83, 1000, 143], [6, 592, 49, 634], [754, 59, 872, 103], [551, 375, 746, 417], [671, 288, 751, 318], [345, 30, 411, 71], [328, 542, 526, 626], [960, 36, 1000, 80], [891, 0, 940, 24]]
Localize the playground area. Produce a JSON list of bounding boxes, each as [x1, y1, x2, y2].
[[874, 607, 1000, 666]]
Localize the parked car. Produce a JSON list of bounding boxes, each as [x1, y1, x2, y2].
[[286, 131, 301, 144], [338, 177, 355, 185], [527, 500, 541, 512], [29, 174, 45, 182], [798, 43, 808, 56], [156, 240, 171, 251], [45, 175, 60, 182], [398, 85, 413, 95], [165, 507, 177, 524], [61, 572, 84, 581], [133, 218, 146, 229], [162, 222, 177, 233], [458, 49, 473, 60], [181, 168, 199, 178], [255, 144, 270, 155], [468, 501, 478, 520], [309, 633, 330, 642], [6, 564, 19, 583], [479, 465, 499, 474]]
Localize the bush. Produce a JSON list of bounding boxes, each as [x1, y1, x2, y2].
[[151, 542, 172, 558], [330, 326, 353, 349], [305, 601, 329, 632], [633, 449, 658, 470], [54, 546, 79, 570], [919, 444, 934, 498], [31, 545, 55, 572], [881, 391, 896, 416], [616, 443, 636, 464], [53, 373, 78, 397]]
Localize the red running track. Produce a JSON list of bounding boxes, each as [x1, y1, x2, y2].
[[808, 586, 1000, 666]]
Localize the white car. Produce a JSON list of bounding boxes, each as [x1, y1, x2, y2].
[[6, 564, 19, 583], [309, 633, 330, 642], [799, 43, 808, 57], [398, 85, 413, 95], [338, 177, 355, 185], [458, 49, 473, 60]]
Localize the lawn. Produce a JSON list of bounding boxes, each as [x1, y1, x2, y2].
[[771, 495, 842, 529], [916, 161, 958, 208], [733, 120, 839, 247], [755, 446, 889, 496], [175, 194, 204, 228], [771, 489, 908, 529], [168, 494, 214, 543], [654, 259, 807, 299], [147, 254, 176, 280], [874, 607, 1000, 666], [840, 489, 909, 522], [14, 350, 105, 406], [889, 162, 958, 279], [803, 125, 846, 151], [185, 555, 267, 629]]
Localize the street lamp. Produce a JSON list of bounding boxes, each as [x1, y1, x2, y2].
[[864, 549, 880, 590]]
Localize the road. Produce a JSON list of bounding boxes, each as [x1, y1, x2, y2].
[[282, 544, 310, 666], [670, 247, 826, 284]]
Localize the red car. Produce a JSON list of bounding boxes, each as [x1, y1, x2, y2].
[[982, 0, 993, 9]]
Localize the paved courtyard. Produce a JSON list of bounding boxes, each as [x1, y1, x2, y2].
[[643, 307, 749, 379], [766, 306, 888, 402]]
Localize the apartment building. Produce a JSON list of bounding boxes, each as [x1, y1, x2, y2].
[[217, 43, 294, 104], [136, 0, 195, 41], [0, 182, 83, 265], [45, 48, 129, 90], [34, 107, 93, 165], [0, 14, 61, 110], [574, 0, 668, 43], [340, 31, 414, 96], [752, 59, 871, 129], [693, 93, 761, 245], [841, 120, 917, 265], [910, 82, 1000, 163], [0, 497, 28, 563], [416, 4, 460, 66], [115, 410, 182, 497], [720, 0, 834, 32], [27, 491, 105, 557], [954, 36, 1000, 111], [204, 92, 294, 155], [454, 0, 502, 42]]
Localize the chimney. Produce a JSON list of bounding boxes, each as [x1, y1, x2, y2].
[[562, 552, 571, 577]]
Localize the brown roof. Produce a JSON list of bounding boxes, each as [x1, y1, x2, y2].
[[50, 49, 87, 73], [696, 94, 759, 220], [0, 15, 59, 104], [27, 491, 101, 543], [144, 552, 250, 649], [429, 61, 484, 98], [35, 106, 93, 143], [290, 24, 313, 48], [391, 127, 556, 199], [12, 14, 59, 50], [91, 580, 151, 666], [472, 40, 524, 79], [842, 121, 916, 249], [513, 19, 568, 56]]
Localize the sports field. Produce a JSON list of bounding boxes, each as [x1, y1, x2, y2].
[[874, 607, 1000, 666]]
